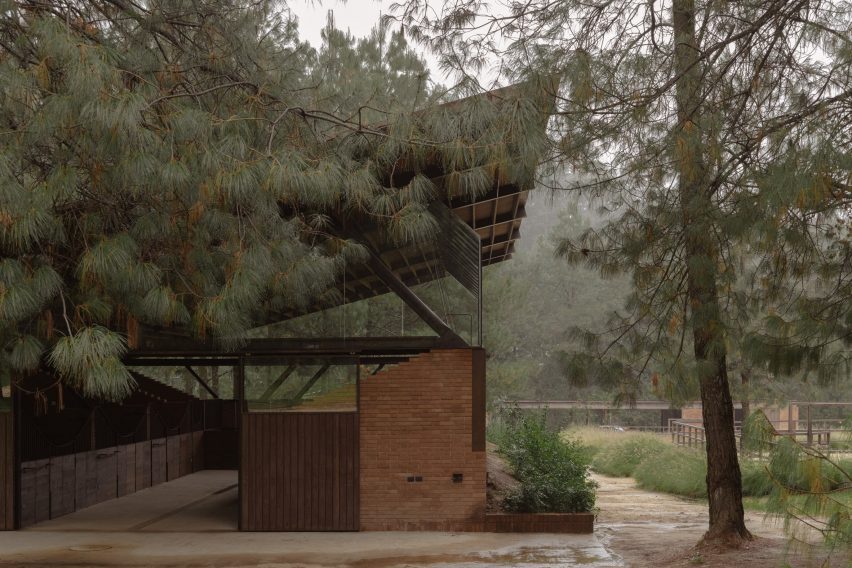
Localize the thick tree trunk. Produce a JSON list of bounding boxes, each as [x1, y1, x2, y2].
[[673, 0, 751, 544]]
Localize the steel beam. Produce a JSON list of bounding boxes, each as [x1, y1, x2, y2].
[[365, 249, 466, 345], [184, 366, 220, 399], [128, 335, 451, 358], [258, 364, 297, 402], [290, 363, 331, 403]]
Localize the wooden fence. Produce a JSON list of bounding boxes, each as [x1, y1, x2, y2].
[[670, 412, 849, 453]]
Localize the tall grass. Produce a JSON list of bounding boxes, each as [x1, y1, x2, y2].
[[591, 434, 669, 477], [633, 446, 707, 498], [569, 427, 852, 502]]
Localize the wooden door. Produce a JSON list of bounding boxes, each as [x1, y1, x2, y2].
[[240, 412, 358, 531]]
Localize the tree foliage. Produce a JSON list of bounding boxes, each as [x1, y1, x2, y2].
[[390, 0, 851, 543], [0, 1, 548, 398], [744, 411, 852, 556]]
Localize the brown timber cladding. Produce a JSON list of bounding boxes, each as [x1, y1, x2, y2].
[[0, 413, 13, 530], [240, 412, 358, 531], [17, 432, 202, 527], [359, 348, 487, 531]]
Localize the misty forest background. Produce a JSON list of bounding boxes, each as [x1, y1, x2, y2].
[[483, 194, 852, 421]]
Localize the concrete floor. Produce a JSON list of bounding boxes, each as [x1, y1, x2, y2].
[[2, 530, 619, 567], [0, 471, 621, 567], [30, 470, 239, 532]]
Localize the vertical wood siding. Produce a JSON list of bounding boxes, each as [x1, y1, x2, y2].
[[472, 348, 486, 452], [241, 412, 358, 531], [0, 413, 13, 530]]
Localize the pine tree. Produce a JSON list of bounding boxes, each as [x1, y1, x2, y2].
[[390, 0, 851, 545], [0, 1, 546, 400]]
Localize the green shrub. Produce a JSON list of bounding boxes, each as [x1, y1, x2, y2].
[[633, 446, 708, 498], [591, 434, 669, 477], [486, 419, 510, 445], [496, 413, 596, 513]]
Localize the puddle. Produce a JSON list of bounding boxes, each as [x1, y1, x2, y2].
[[68, 544, 113, 552]]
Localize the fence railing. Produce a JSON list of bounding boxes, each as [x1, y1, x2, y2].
[[669, 419, 709, 449], [669, 416, 849, 453]]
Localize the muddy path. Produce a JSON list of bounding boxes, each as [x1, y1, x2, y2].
[[593, 474, 847, 567]]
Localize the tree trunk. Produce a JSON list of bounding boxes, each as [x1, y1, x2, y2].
[[740, 369, 751, 424], [673, 0, 751, 544]]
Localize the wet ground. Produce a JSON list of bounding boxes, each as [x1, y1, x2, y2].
[[593, 474, 848, 568], [1, 470, 619, 567], [1, 470, 845, 567], [1, 531, 619, 567]]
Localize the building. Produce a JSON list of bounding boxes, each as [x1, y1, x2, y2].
[[0, 83, 550, 532]]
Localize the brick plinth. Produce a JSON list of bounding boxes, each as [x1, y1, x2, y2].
[[485, 513, 595, 533], [358, 348, 486, 531]]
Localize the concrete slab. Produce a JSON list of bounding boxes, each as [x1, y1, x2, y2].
[[2, 471, 621, 566], [30, 470, 238, 532], [0, 530, 620, 567]]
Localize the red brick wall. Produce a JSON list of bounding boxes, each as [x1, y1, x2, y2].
[[359, 348, 486, 531]]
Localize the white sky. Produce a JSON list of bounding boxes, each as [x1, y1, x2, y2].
[[289, 0, 451, 82], [290, 1, 386, 47]]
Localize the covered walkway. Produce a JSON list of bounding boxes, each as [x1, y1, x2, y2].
[[27, 470, 237, 533]]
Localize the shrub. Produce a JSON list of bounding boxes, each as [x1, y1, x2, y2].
[[496, 413, 596, 513], [591, 434, 669, 477]]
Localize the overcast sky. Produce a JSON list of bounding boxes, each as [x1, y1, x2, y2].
[[290, 1, 386, 47], [289, 0, 451, 82]]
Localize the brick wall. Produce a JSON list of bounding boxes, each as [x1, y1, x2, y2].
[[359, 348, 486, 531]]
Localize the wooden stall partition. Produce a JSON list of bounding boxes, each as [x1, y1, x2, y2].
[[151, 438, 167, 486], [0, 413, 13, 530], [166, 436, 180, 481], [241, 412, 359, 531], [191, 431, 205, 472], [135, 440, 152, 491], [83, 450, 99, 509], [116, 444, 136, 497], [74, 450, 88, 511], [178, 433, 192, 477], [49, 454, 75, 518], [19, 458, 49, 526], [95, 448, 118, 504]]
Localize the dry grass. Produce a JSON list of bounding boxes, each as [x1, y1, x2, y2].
[[562, 426, 672, 452]]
